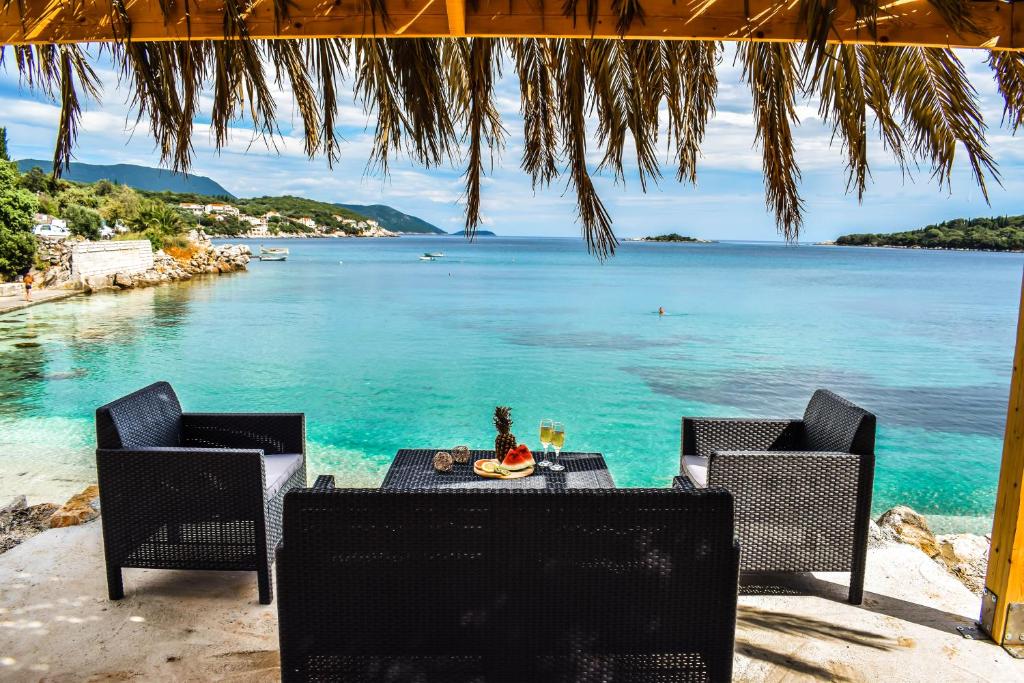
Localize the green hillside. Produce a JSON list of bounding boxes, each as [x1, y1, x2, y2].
[[16, 159, 233, 198], [836, 215, 1024, 251], [336, 203, 445, 234]]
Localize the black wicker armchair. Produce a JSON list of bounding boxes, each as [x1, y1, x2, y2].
[[679, 389, 875, 604], [276, 478, 740, 682], [95, 381, 306, 605]]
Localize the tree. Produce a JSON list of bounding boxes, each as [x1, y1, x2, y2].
[[0, 127, 9, 161], [63, 204, 102, 240], [19, 166, 56, 194], [129, 200, 185, 236], [128, 200, 186, 249], [0, 160, 38, 279]]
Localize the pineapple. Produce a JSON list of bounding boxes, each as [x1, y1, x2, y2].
[[493, 406, 517, 463]]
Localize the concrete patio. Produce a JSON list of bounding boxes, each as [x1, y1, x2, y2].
[[0, 520, 1020, 681]]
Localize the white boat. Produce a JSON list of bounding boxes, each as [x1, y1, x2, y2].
[[259, 245, 289, 261], [419, 255, 436, 261], [424, 252, 445, 258]]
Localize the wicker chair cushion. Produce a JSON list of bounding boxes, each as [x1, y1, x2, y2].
[[682, 454, 709, 488], [802, 389, 874, 454], [265, 453, 304, 497]]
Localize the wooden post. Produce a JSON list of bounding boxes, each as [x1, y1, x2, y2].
[[982, 271, 1024, 656]]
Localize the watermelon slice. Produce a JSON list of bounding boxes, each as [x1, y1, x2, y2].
[[502, 444, 535, 471]]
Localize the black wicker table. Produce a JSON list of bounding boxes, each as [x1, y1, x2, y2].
[[381, 449, 615, 489]]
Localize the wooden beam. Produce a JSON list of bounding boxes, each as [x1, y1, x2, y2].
[[0, 0, 1021, 50], [982, 271, 1024, 656], [446, 0, 466, 36]]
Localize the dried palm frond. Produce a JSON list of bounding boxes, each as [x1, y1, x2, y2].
[[665, 40, 718, 184], [53, 45, 101, 176], [815, 44, 870, 199], [511, 38, 560, 189], [885, 46, 997, 198], [740, 42, 804, 239], [462, 38, 506, 235], [268, 39, 321, 158], [311, 39, 350, 166], [556, 39, 616, 258], [584, 40, 629, 184], [354, 39, 460, 173], [989, 51, 1024, 133]]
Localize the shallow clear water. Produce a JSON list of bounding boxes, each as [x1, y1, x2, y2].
[[1, 237, 1019, 532]]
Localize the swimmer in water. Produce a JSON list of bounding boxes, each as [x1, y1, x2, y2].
[[658, 307, 664, 316]]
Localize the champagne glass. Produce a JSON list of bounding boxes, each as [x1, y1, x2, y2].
[[549, 422, 565, 472], [538, 419, 553, 467]]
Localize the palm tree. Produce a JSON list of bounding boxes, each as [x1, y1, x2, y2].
[[129, 201, 185, 237], [4, 2, 1022, 257]]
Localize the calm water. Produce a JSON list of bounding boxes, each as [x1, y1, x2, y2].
[[1, 237, 1020, 532]]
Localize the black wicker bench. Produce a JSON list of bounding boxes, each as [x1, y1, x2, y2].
[[95, 381, 306, 604], [277, 477, 739, 682], [679, 388, 875, 604]]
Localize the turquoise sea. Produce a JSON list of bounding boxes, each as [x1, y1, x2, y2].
[[1, 237, 1020, 533]]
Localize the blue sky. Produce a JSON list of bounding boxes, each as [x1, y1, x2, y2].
[[1, 46, 1021, 241]]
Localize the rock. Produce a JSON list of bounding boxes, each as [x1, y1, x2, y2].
[[1, 500, 60, 554], [49, 484, 101, 528], [84, 274, 114, 293], [935, 533, 989, 595], [113, 272, 135, 289], [1, 495, 27, 513], [876, 506, 939, 558]]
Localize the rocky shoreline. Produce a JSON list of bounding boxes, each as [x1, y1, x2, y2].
[[34, 230, 250, 294]]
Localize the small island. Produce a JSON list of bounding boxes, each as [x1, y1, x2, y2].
[[630, 233, 714, 243], [835, 215, 1024, 252], [449, 230, 496, 237]]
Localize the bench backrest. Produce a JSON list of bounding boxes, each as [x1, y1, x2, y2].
[[96, 381, 183, 449], [802, 389, 876, 455], [277, 487, 738, 682]]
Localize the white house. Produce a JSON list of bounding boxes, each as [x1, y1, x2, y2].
[[297, 216, 316, 229], [205, 203, 240, 217], [179, 203, 205, 216]]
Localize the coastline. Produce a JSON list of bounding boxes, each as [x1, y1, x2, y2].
[[820, 241, 1024, 254], [0, 289, 82, 316]]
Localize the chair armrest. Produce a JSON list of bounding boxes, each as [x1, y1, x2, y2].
[[672, 475, 698, 493], [181, 413, 305, 455], [681, 417, 802, 460], [707, 449, 871, 491], [96, 447, 268, 522], [312, 475, 336, 490]]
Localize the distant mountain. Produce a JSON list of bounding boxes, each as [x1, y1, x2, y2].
[[335, 203, 445, 234], [449, 230, 496, 237], [16, 159, 234, 198]]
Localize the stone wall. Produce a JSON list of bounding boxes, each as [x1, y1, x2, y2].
[[70, 240, 154, 280]]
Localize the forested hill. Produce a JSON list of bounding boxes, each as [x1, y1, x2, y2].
[[336, 203, 445, 234], [836, 215, 1024, 251], [17, 159, 233, 197]]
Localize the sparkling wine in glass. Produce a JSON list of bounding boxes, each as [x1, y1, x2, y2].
[[538, 419, 553, 467], [549, 422, 566, 472]]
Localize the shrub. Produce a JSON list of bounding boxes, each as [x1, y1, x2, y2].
[[63, 204, 103, 240], [0, 160, 39, 279]]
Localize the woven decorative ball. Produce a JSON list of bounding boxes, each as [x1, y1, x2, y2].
[[451, 445, 471, 464], [433, 451, 454, 473]]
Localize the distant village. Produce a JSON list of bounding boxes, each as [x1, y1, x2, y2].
[[32, 201, 399, 240], [176, 202, 398, 238]]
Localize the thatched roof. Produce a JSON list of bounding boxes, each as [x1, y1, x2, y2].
[[2, 0, 1022, 255]]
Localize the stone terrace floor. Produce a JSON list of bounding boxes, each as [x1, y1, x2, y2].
[[1, 521, 1022, 681]]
